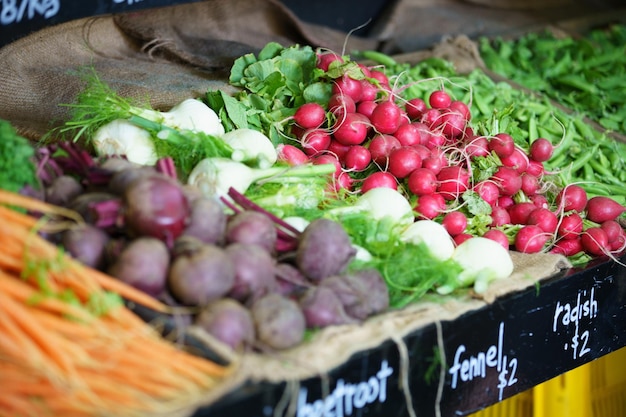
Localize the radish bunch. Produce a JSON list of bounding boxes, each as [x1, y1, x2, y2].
[[278, 51, 626, 261]]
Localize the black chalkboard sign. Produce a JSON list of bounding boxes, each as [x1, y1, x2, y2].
[[193, 254, 626, 417]]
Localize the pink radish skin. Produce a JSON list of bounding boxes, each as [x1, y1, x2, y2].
[[301, 129, 331, 155], [440, 111, 466, 138], [556, 184, 588, 213], [370, 101, 402, 134], [488, 133, 515, 159], [600, 220, 623, 243], [312, 154, 342, 178], [551, 238, 584, 256], [293, 103, 326, 129], [368, 134, 401, 165], [557, 213, 583, 240], [407, 168, 439, 196], [356, 100, 377, 119], [360, 171, 397, 193], [333, 113, 369, 146], [394, 123, 424, 147], [429, 90, 451, 109], [515, 225, 549, 253], [497, 196, 515, 210], [343, 145, 372, 172], [360, 80, 379, 102], [465, 136, 490, 158], [530, 194, 549, 209], [490, 206, 511, 227], [508, 202, 537, 225], [276, 144, 309, 166], [581, 227, 610, 256], [500, 147, 529, 173], [406, 98, 428, 120], [388, 146, 423, 179], [442, 211, 468, 237], [526, 160, 545, 177], [317, 52, 343, 71], [474, 180, 500, 206], [369, 70, 389, 87], [492, 166, 522, 196], [449, 100, 471, 121], [453, 233, 473, 246], [521, 173, 539, 196], [527, 207, 558, 234], [437, 166, 469, 201], [483, 229, 510, 250], [585, 196, 626, 223], [414, 194, 445, 220], [529, 138, 554, 162], [332, 75, 363, 103], [422, 108, 442, 128], [328, 140, 351, 160], [328, 94, 356, 115]]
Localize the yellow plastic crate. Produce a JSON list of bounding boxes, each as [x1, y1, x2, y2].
[[470, 347, 626, 417]]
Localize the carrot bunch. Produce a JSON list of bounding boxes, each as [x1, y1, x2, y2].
[[0, 190, 232, 417]]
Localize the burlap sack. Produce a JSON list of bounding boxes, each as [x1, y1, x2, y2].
[[0, 0, 380, 141]]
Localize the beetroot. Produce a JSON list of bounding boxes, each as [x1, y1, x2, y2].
[[168, 241, 235, 305], [320, 268, 389, 320], [182, 196, 227, 245], [62, 224, 110, 269], [225, 210, 277, 253], [195, 299, 255, 351], [251, 293, 306, 350], [108, 237, 170, 297], [296, 218, 356, 282], [299, 286, 357, 328], [225, 243, 278, 303]]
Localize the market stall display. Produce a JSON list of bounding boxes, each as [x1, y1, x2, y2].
[[0, 2, 625, 416]]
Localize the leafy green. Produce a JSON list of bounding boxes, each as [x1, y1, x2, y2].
[[0, 119, 38, 193]]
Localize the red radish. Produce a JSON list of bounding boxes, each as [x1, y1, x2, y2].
[[370, 101, 402, 134], [490, 206, 511, 227], [328, 139, 352, 160], [557, 213, 583, 240], [483, 229, 510, 250], [473, 180, 499, 206], [293, 103, 326, 129], [333, 113, 369, 146], [500, 147, 529, 173], [526, 160, 545, 177], [332, 75, 363, 103], [426, 131, 447, 149], [453, 233, 473, 245], [610, 230, 626, 252], [328, 94, 356, 115], [529, 138, 554, 162], [358, 63, 372, 78], [394, 123, 423, 147], [411, 144, 431, 161], [520, 173, 539, 196], [429, 90, 451, 109], [527, 207, 558, 234], [442, 211, 468, 236], [421, 153, 445, 175], [360, 80, 379, 101], [361, 171, 397, 193], [421, 108, 442, 128], [276, 144, 309, 166], [312, 153, 342, 177], [388, 146, 423, 179], [600, 220, 623, 243], [440, 111, 466, 138], [369, 70, 389, 87], [317, 52, 343, 71], [508, 202, 537, 225], [368, 134, 401, 165], [356, 100, 377, 118], [556, 184, 588, 213], [488, 133, 515, 159], [343, 145, 372, 171], [492, 166, 522, 196], [330, 171, 355, 193], [551, 238, 584, 256], [497, 196, 515, 209], [581, 227, 609, 256], [437, 166, 469, 200], [514, 225, 548, 253], [414, 194, 445, 220], [448, 100, 471, 121], [530, 194, 549, 209], [465, 136, 490, 158], [585, 196, 625, 223], [407, 167, 438, 196], [301, 129, 331, 155], [405, 98, 428, 120]]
